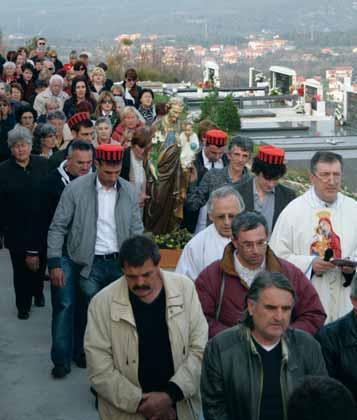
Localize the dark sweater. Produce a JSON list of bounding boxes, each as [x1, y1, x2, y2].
[[0, 155, 48, 251], [254, 340, 284, 420], [129, 288, 184, 403]]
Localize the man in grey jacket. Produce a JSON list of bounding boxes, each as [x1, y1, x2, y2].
[[48, 144, 144, 374], [201, 271, 327, 420]]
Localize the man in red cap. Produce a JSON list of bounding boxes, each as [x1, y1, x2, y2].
[[48, 111, 94, 170], [47, 143, 144, 375], [184, 128, 229, 233], [236, 145, 296, 232]]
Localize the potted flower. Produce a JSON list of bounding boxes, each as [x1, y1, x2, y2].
[[152, 228, 192, 268], [148, 130, 165, 182], [334, 103, 344, 126]]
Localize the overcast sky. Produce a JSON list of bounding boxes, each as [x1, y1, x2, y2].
[[1, 0, 353, 40]]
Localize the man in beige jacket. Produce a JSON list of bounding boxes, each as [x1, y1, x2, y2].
[[85, 235, 208, 420]]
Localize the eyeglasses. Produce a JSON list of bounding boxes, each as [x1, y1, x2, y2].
[[238, 240, 268, 251], [38, 42, 46, 46], [126, 78, 136, 82], [49, 55, 57, 59], [313, 172, 342, 183], [101, 100, 113, 104], [216, 213, 236, 221]]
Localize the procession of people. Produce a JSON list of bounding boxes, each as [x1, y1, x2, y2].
[[1, 37, 357, 419]]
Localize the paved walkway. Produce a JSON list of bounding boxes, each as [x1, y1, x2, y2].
[[0, 249, 98, 420]]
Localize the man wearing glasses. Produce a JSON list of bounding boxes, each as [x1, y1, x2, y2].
[[176, 186, 244, 280], [196, 211, 326, 338], [270, 151, 357, 323]]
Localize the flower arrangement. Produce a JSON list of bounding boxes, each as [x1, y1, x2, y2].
[[334, 103, 344, 125], [152, 228, 192, 249], [149, 130, 165, 181], [269, 87, 283, 96], [255, 72, 266, 83]]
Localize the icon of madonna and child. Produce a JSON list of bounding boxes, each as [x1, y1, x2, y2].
[[310, 211, 342, 259]]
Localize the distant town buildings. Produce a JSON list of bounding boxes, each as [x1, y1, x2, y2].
[[326, 66, 353, 102]]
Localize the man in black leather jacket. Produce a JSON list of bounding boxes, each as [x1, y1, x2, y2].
[[201, 271, 327, 420]]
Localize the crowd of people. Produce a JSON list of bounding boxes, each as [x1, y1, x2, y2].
[[1, 37, 357, 420]]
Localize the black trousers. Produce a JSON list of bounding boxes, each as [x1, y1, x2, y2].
[[9, 250, 46, 313]]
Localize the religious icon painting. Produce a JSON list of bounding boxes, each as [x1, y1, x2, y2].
[[310, 210, 342, 258]]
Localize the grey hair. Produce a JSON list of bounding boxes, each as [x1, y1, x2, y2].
[[350, 273, 357, 298], [0, 81, 11, 94], [3, 61, 16, 70], [67, 139, 93, 157], [47, 110, 66, 121], [95, 116, 112, 129], [49, 74, 64, 85], [207, 185, 245, 214], [38, 123, 57, 138], [243, 271, 296, 329], [7, 127, 33, 148], [231, 211, 269, 238], [111, 83, 124, 95], [45, 97, 60, 109]]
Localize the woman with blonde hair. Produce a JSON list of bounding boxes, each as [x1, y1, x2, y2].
[[89, 66, 112, 98]]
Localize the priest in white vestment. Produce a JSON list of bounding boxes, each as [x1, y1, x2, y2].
[[270, 152, 357, 323], [176, 185, 244, 280]]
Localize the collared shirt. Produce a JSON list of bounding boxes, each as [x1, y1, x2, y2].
[[195, 150, 224, 234], [310, 186, 339, 209], [94, 178, 119, 255], [253, 178, 275, 233], [202, 149, 224, 170], [234, 250, 266, 288]]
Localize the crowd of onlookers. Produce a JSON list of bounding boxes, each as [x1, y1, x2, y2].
[[0, 37, 162, 163], [1, 36, 357, 420]]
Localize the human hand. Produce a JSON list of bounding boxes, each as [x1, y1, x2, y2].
[[189, 166, 197, 183], [138, 192, 150, 208], [340, 265, 355, 274], [138, 392, 173, 419], [25, 255, 40, 272], [312, 258, 336, 276], [150, 407, 177, 420], [50, 268, 65, 288]]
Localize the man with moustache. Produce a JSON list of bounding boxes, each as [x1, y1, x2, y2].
[[85, 235, 208, 420]]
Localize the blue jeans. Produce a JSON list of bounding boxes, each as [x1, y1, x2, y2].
[[79, 257, 122, 304], [51, 256, 86, 368]]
